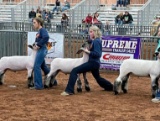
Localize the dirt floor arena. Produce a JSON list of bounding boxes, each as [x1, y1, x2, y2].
[[0, 70, 160, 121]]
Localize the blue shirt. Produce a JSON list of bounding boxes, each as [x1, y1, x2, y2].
[[89, 38, 102, 64], [35, 28, 49, 47]]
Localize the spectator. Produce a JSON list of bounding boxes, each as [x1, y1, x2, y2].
[[28, 8, 36, 22], [42, 8, 46, 20], [116, 0, 123, 7], [151, 16, 160, 25], [61, 13, 69, 32], [103, 21, 112, 36], [82, 13, 92, 24], [115, 12, 123, 25], [122, 11, 133, 25], [52, 0, 61, 14], [92, 13, 99, 24], [117, 0, 128, 7], [44, 14, 51, 31], [36, 6, 42, 13], [61, 0, 70, 12], [36, 11, 42, 18], [46, 9, 53, 19]]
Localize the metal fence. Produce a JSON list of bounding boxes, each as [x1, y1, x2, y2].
[[0, 22, 158, 36], [137, 0, 160, 26], [0, 30, 27, 57], [0, 29, 159, 61]]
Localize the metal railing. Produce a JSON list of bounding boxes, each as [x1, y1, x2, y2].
[[0, 22, 158, 37], [68, 0, 100, 27], [137, 0, 160, 26], [11, 0, 46, 22], [0, 30, 27, 57], [0, 29, 159, 61]]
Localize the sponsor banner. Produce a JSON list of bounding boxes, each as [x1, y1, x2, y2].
[[100, 36, 141, 70], [27, 32, 64, 64]]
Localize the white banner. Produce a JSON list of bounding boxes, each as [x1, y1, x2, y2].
[[27, 32, 64, 64]]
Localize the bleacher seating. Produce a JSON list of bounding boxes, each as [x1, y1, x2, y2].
[[98, 5, 143, 25]]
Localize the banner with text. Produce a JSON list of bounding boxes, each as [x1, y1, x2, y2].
[[27, 32, 64, 64], [100, 36, 141, 70]]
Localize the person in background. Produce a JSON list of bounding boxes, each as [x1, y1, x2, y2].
[[52, 0, 61, 14], [36, 6, 42, 13], [115, 12, 123, 25], [103, 21, 112, 36], [61, 0, 70, 12], [92, 13, 99, 24], [42, 8, 47, 20], [44, 14, 51, 31], [61, 13, 69, 33], [61, 25, 113, 96], [82, 13, 92, 25], [122, 11, 133, 25], [36, 10, 42, 18], [28, 8, 36, 22]]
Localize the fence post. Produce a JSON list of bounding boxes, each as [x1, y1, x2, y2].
[[11, 8, 15, 22]]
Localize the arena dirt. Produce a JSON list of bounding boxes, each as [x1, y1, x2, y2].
[[0, 70, 160, 121]]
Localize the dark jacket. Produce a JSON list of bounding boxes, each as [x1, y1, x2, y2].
[[35, 28, 49, 47], [122, 13, 133, 24], [55, 0, 60, 6], [115, 15, 123, 22], [89, 38, 102, 64], [29, 11, 36, 18]]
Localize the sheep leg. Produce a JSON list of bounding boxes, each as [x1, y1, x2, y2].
[[49, 71, 59, 88], [77, 74, 82, 92], [27, 69, 34, 88], [113, 77, 122, 95], [0, 73, 5, 85], [121, 73, 130, 94], [44, 70, 58, 88], [83, 72, 90, 92], [151, 76, 159, 98]]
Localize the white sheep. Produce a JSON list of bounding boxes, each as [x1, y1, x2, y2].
[[0, 45, 36, 87], [114, 53, 160, 98], [44, 42, 91, 92]]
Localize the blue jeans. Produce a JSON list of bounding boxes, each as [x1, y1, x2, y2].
[[115, 19, 123, 25], [52, 6, 61, 13], [62, 6, 69, 12], [34, 46, 50, 89], [65, 61, 113, 94], [117, 0, 127, 7]]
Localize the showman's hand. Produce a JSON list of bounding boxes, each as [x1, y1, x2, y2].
[[80, 47, 90, 54], [33, 44, 40, 50]]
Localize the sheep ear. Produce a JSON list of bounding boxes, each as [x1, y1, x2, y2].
[[28, 45, 33, 49]]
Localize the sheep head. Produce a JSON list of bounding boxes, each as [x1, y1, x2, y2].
[[76, 42, 89, 54]]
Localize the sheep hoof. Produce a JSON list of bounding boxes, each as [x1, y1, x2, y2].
[[123, 89, 127, 93], [49, 80, 58, 88], [77, 88, 82, 93], [152, 94, 155, 98], [114, 91, 119, 95], [0, 81, 3, 85], [85, 86, 90, 92], [28, 84, 34, 88], [44, 85, 49, 88]]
